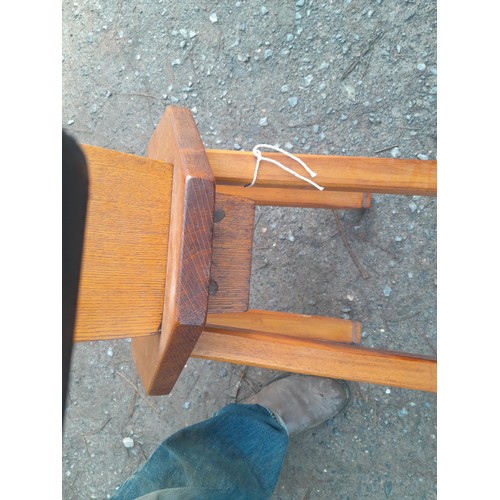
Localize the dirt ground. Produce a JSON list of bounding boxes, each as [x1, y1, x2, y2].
[[62, 1, 437, 498]]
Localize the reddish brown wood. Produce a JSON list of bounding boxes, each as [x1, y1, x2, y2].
[[207, 193, 255, 314], [206, 149, 437, 196], [74, 145, 172, 342], [192, 328, 437, 392], [206, 310, 361, 344], [216, 184, 371, 209], [132, 106, 215, 395]]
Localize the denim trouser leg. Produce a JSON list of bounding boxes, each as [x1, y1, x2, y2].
[[111, 403, 289, 500]]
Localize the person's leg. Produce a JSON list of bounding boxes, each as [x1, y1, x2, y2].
[[112, 375, 350, 500], [111, 403, 288, 500]]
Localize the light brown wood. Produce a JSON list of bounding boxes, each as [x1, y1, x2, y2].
[[132, 106, 215, 395], [206, 150, 437, 196], [192, 328, 437, 392], [74, 145, 172, 342], [207, 194, 255, 314], [206, 310, 361, 344], [216, 184, 371, 209]]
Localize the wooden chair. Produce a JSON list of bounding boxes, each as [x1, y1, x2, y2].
[[73, 106, 437, 395]]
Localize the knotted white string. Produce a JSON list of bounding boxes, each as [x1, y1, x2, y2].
[[245, 144, 325, 191]]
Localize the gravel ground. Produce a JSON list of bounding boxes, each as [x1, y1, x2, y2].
[[62, 1, 437, 498]]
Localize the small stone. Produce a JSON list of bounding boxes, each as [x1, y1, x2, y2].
[[286, 33, 294, 42], [319, 61, 329, 70], [219, 366, 228, 377], [340, 113, 348, 121], [304, 74, 313, 87], [385, 388, 391, 394], [295, 12, 302, 20], [179, 28, 188, 38], [288, 96, 298, 107], [209, 12, 218, 23], [346, 293, 354, 301], [264, 49, 273, 60], [313, 124, 320, 133], [122, 437, 134, 448], [233, 143, 242, 150], [287, 231, 295, 242], [179, 40, 187, 48], [417, 63, 426, 71], [383, 286, 392, 297], [107, 347, 113, 357], [170, 96, 179, 103], [296, 0, 305, 6], [396, 44, 401, 53], [182, 401, 191, 410], [409, 201, 418, 212], [391, 147, 401, 158], [261, 6, 269, 15], [171, 58, 181, 66], [394, 236, 403, 242], [189, 30, 197, 38], [259, 117, 268, 126], [417, 153, 429, 160], [281, 84, 289, 93], [284, 141, 294, 150], [67, 119, 75, 125], [398, 407, 409, 417]]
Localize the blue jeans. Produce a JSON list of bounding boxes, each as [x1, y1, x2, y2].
[[111, 403, 289, 500]]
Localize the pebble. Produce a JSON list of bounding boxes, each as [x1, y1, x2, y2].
[[340, 113, 348, 121], [182, 401, 191, 410], [261, 6, 269, 15], [107, 347, 113, 357], [383, 286, 392, 297], [189, 30, 197, 38], [417, 153, 429, 160], [391, 147, 401, 158], [233, 143, 242, 150], [264, 49, 273, 60], [286, 33, 294, 42], [394, 236, 402, 242], [304, 74, 313, 87], [287, 231, 295, 242], [281, 84, 289, 93], [296, 0, 305, 6], [417, 63, 426, 71], [67, 119, 75, 125], [171, 59, 181, 66], [398, 407, 409, 417], [209, 12, 218, 23], [319, 61, 329, 70], [259, 117, 268, 126], [409, 201, 418, 212], [122, 437, 134, 448], [288, 96, 298, 107], [284, 141, 294, 150], [219, 367, 228, 377]]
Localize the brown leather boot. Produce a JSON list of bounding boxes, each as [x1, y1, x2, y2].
[[243, 374, 350, 435]]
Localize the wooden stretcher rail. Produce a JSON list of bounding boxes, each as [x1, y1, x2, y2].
[[216, 185, 371, 209], [192, 328, 437, 392], [206, 150, 437, 196], [206, 310, 361, 344]]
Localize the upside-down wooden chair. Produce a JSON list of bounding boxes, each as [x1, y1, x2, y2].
[[73, 105, 437, 395]]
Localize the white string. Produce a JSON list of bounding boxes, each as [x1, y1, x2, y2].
[[245, 143, 325, 191]]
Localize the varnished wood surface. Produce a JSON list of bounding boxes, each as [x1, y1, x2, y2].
[[192, 328, 437, 392], [74, 145, 172, 342], [216, 184, 371, 209], [207, 149, 437, 196], [207, 194, 255, 314], [132, 106, 216, 395], [206, 310, 361, 344]]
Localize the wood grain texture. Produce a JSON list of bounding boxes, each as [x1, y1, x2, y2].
[[192, 328, 437, 392], [206, 310, 361, 344], [206, 150, 437, 196], [216, 184, 371, 209], [207, 193, 255, 313], [132, 106, 215, 395], [74, 145, 172, 342]]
